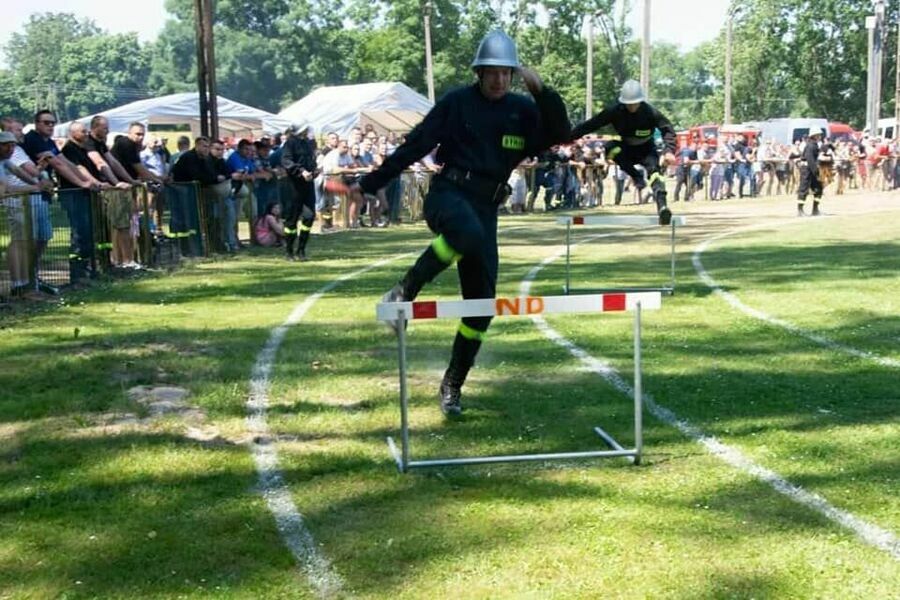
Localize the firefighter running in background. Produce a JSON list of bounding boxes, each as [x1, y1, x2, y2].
[[797, 127, 824, 217], [349, 30, 570, 416], [570, 80, 676, 224], [280, 122, 318, 261]]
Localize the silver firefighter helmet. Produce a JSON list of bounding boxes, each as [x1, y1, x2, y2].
[[618, 79, 646, 104], [471, 30, 520, 70]]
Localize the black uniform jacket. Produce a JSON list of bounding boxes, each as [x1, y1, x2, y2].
[[171, 149, 217, 185], [572, 102, 676, 154], [281, 136, 317, 174], [802, 140, 820, 175], [359, 83, 569, 194]]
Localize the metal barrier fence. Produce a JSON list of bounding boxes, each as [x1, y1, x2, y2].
[[1, 170, 441, 301], [0, 192, 71, 300]]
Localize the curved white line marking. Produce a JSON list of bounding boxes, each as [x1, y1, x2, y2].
[[693, 220, 900, 369], [522, 238, 900, 561], [247, 254, 408, 597]]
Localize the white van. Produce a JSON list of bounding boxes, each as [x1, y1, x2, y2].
[[747, 118, 829, 145], [876, 117, 896, 139]]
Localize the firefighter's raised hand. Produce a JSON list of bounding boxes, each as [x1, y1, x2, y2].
[[518, 67, 544, 96]]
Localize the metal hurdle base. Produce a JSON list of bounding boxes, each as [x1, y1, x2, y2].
[[382, 304, 646, 474], [386, 427, 639, 472]]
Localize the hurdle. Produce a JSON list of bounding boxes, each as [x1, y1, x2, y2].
[[376, 291, 661, 472], [557, 215, 687, 295]]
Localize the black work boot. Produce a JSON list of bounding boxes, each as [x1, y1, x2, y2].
[[656, 191, 672, 225], [797, 203, 806, 217], [284, 234, 296, 260], [297, 230, 310, 260], [438, 332, 482, 416], [439, 377, 463, 416], [811, 201, 821, 216]]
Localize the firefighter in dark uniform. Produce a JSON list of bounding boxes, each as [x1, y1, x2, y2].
[[349, 30, 569, 416], [571, 80, 676, 224], [797, 127, 824, 217], [280, 122, 318, 260]]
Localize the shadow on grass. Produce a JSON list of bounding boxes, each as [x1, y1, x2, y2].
[[0, 431, 296, 597]]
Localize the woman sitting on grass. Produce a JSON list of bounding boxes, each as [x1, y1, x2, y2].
[[254, 201, 285, 247]]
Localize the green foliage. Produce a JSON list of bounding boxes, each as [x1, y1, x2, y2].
[[58, 33, 151, 118], [4, 1, 900, 129], [3, 13, 101, 119]]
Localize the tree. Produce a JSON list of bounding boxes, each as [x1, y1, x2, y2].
[[58, 33, 152, 118], [3, 13, 101, 117], [647, 41, 716, 129]]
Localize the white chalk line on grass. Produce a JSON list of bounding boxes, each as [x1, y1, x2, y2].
[[522, 234, 900, 562], [693, 219, 900, 369], [247, 255, 408, 597]]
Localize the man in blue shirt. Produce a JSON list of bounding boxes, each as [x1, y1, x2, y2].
[[673, 142, 698, 202], [224, 139, 257, 251]]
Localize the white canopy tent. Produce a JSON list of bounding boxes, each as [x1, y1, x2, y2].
[[55, 92, 294, 140], [278, 82, 433, 139]]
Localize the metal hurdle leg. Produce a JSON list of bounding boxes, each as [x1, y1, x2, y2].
[[592, 301, 642, 465], [386, 309, 410, 472], [668, 222, 677, 296], [564, 221, 571, 294], [633, 302, 643, 464]]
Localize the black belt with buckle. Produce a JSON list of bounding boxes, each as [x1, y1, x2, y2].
[[437, 166, 512, 205]]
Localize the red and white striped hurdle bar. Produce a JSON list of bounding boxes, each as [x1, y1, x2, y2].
[[557, 215, 687, 227], [376, 291, 661, 322]]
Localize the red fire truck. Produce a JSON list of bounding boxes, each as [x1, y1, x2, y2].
[[675, 123, 760, 152]]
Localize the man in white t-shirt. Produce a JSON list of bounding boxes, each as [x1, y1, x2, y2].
[[1, 131, 54, 299], [319, 139, 355, 228]]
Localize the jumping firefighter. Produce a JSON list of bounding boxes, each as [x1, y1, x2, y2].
[[570, 80, 676, 225], [349, 30, 570, 416], [797, 127, 824, 217], [280, 122, 318, 261]]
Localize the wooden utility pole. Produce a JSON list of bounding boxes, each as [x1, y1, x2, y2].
[[194, 0, 209, 137], [193, 0, 218, 138], [202, 0, 218, 140]]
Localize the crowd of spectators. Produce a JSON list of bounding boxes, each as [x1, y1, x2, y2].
[[519, 132, 900, 210], [4, 107, 900, 302]]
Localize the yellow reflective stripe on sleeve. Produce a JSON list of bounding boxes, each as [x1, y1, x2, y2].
[[283, 227, 296, 234], [163, 229, 198, 239], [458, 322, 487, 341], [299, 223, 312, 232], [607, 146, 622, 160], [648, 172, 666, 190], [432, 234, 462, 264], [95, 242, 113, 250]]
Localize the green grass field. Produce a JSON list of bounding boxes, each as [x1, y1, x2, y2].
[[1, 191, 898, 598]]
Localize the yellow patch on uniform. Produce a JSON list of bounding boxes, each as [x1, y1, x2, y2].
[[502, 135, 526, 150], [635, 129, 652, 137]]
